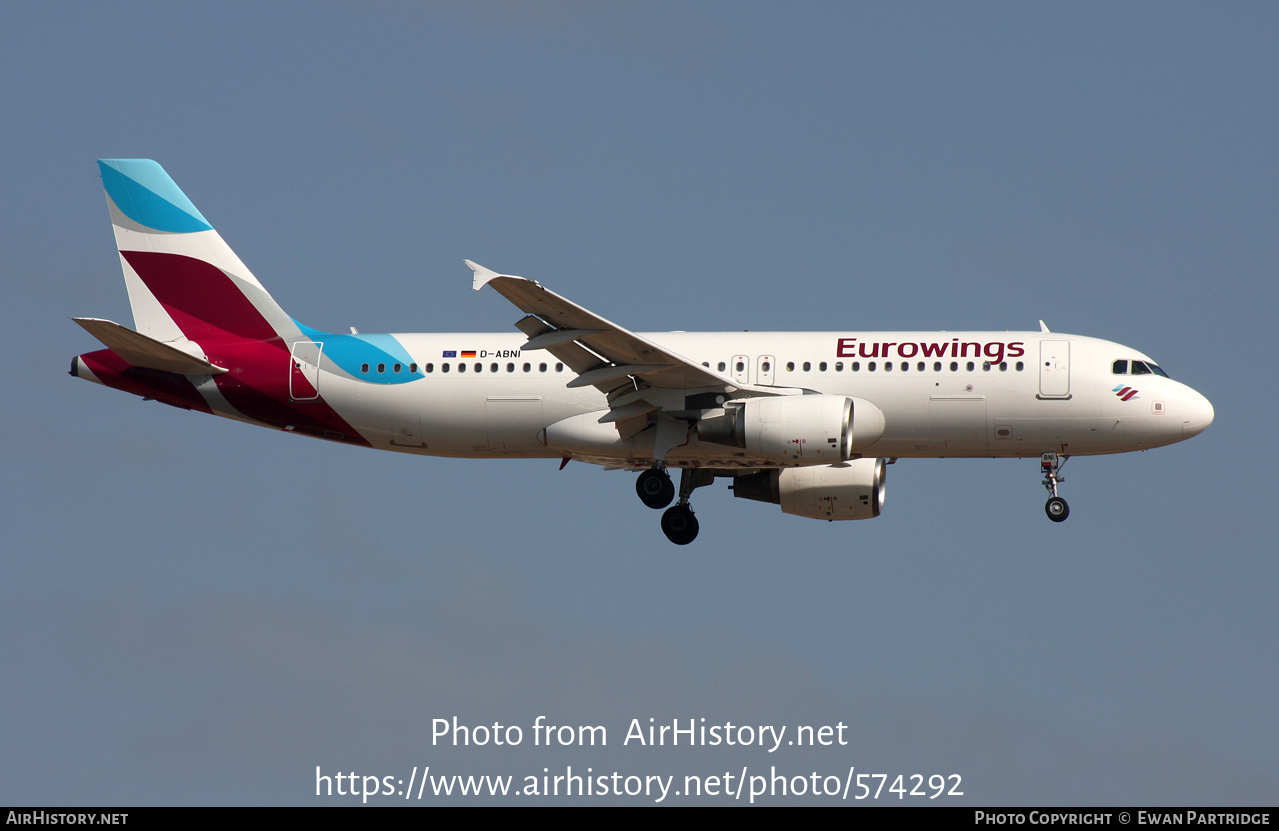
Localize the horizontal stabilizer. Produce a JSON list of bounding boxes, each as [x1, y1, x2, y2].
[[73, 318, 227, 375]]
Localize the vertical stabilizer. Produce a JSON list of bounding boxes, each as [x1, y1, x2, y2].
[[98, 160, 298, 344]]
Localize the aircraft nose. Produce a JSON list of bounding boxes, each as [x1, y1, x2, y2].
[[1182, 388, 1214, 439]]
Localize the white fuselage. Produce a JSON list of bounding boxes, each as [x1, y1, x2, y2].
[[305, 330, 1213, 467]]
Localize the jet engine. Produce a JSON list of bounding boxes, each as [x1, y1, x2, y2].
[[731, 458, 887, 521], [698, 394, 884, 466]]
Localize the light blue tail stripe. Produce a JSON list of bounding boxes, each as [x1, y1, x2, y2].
[[99, 159, 213, 234], [294, 322, 423, 384]]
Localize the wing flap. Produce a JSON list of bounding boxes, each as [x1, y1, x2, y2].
[[513, 314, 606, 377], [522, 328, 604, 350], [597, 400, 659, 423]]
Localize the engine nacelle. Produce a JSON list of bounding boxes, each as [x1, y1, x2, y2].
[[731, 458, 887, 521], [698, 394, 884, 466]]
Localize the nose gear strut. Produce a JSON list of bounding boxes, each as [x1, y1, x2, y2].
[[1041, 452, 1070, 522]]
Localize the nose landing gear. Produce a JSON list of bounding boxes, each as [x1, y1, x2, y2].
[[1041, 453, 1070, 522]]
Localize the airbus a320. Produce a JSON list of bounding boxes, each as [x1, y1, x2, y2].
[[71, 160, 1214, 544]]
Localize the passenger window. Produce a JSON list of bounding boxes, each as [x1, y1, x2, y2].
[[507, 363, 514, 372], [819, 362, 827, 372], [966, 362, 975, 371], [950, 362, 958, 371], [361, 363, 369, 373], [410, 363, 418, 373], [834, 362, 842, 371], [491, 363, 498, 372], [763, 361, 772, 372], [556, 363, 564, 372], [933, 362, 941, 371], [442, 363, 450, 373], [786, 362, 795, 372], [802, 362, 811, 372], [377, 363, 385, 373], [900, 362, 908, 371], [523, 363, 531, 372], [982, 361, 991, 371], [736, 361, 745, 372], [425, 363, 434, 373], [539, 363, 547, 372], [999, 362, 1007, 371], [393, 363, 401, 373], [852, 362, 860, 371], [868, 362, 877, 371], [1113, 360, 1128, 374], [917, 362, 925, 371], [1016, 361, 1024, 371], [457, 363, 466, 373], [718, 362, 726, 372]]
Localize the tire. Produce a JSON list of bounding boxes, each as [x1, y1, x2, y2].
[[636, 469, 675, 509], [660, 505, 700, 545], [1045, 496, 1070, 522]]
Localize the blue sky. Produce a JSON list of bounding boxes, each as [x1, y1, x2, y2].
[[2, 2, 1275, 805]]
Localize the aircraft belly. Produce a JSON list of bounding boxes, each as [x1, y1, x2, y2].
[[327, 376, 604, 458], [979, 416, 1169, 455], [485, 396, 544, 453], [928, 396, 989, 453]]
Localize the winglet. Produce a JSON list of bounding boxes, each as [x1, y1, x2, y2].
[[1039, 320, 1051, 333], [466, 260, 501, 291]]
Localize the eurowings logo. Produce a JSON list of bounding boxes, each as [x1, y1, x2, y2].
[[1113, 385, 1139, 401]]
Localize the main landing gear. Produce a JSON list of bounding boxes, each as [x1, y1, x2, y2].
[[636, 467, 675, 509], [661, 504, 698, 546], [637, 467, 713, 544], [1041, 452, 1070, 522]]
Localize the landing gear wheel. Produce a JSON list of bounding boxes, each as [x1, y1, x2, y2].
[[1039, 453, 1070, 523], [636, 469, 675, 509], [660, 505, 699, 545]]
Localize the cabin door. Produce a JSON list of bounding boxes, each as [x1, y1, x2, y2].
[[290, 341, 322, 401], [1038, 340, 1071, 398]]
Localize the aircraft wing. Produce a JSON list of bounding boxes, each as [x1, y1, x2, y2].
[[468, 260, 773, 439], [468, 261, 736, 393]]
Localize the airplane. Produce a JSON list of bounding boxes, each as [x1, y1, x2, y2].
[[71, 160, 1215, 544]]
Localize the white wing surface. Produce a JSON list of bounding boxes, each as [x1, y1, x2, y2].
[[468, 261, 785, 439]]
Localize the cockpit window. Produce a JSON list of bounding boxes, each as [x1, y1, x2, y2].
[[1116, 358, 1171, 378], [1135, 357, 1171, 378]]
